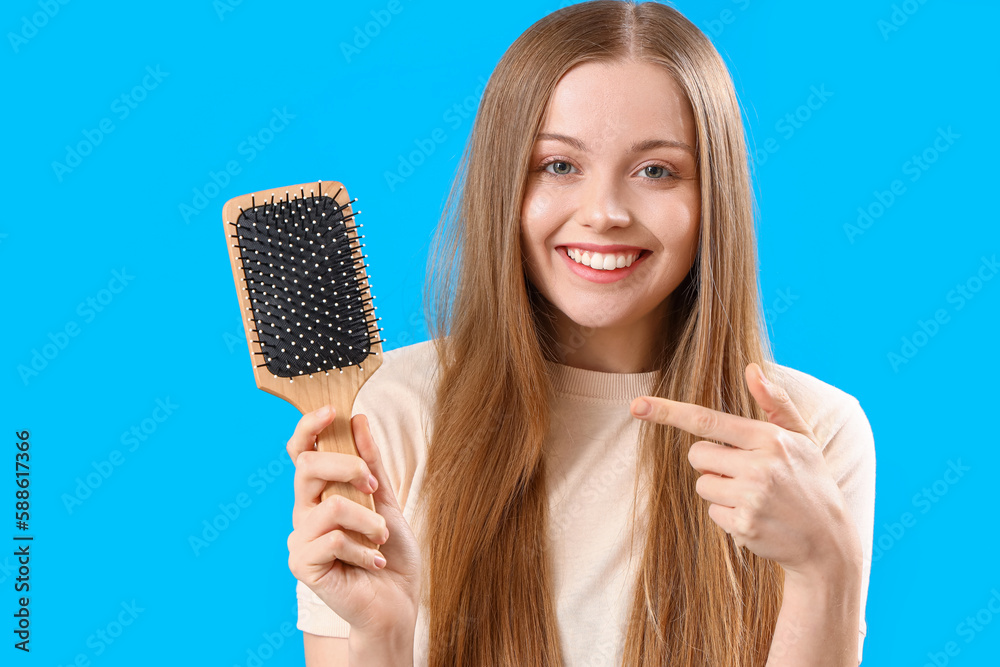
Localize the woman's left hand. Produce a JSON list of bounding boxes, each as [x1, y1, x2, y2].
[[630, 362, 862, 580]]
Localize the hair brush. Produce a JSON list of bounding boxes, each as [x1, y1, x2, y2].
[[223, 180, 384, 550]]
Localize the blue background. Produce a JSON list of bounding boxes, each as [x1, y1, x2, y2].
[[3, 0, 998, 665]]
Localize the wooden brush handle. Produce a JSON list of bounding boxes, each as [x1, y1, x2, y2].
[[222, 180, 384, 553], [317, 408, 379, 552]]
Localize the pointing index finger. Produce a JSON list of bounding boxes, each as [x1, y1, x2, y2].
[[630, 396, 769, 449]]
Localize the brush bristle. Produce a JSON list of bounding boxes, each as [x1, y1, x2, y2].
[[233, 187, 379, 377]]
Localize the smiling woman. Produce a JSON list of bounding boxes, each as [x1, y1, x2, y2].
[[285, 2, 876, 666], [520, 58, 701, 373]]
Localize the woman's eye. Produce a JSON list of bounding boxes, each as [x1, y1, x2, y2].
[[544, 161, 575, 175], [641, 165, 672, 179]]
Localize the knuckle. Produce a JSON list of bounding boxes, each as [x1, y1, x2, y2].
[[766, 427, 796, 459], [324, 494, 344, 514], [296, 449, 318, 473], [292, 506, 309, 531], [694, 410, 718, 434], [326, 494, 353, 521], [299, 449, 320, 470], [734, 506, 755, 536], [745, 489, 766, 511], [328, 529, 347, 552], [750, 457, 776, 486], [764, 457, 786, 487], [287, 439, 307, 465], [772, 429, 794, 455], [287, 550, 302, 578]]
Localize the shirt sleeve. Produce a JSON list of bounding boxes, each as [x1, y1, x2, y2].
[[296, 578, 350, 638], [821, 397, 876, 664]]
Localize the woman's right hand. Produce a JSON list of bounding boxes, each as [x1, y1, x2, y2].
[[286, 406, 421, 641]]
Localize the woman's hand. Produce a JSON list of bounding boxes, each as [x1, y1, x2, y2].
[[629, 363, 862, 581], [286, 407, 422, 640]]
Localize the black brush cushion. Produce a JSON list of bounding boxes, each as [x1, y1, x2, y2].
[[235, 194, 373, 377]]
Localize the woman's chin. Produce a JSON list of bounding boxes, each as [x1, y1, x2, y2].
[[554, 304, 633, 332]]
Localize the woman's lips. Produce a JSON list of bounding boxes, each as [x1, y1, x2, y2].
[[561, 242, 646, 253], [557, 246, 649, 284]]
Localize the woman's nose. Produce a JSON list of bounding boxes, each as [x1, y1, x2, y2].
[[577, 172, 631, 232]]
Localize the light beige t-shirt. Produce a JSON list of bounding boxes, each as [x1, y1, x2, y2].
[[296, 339, 876, 665]]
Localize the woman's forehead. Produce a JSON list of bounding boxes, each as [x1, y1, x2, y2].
[[536, 60, 697, 151]]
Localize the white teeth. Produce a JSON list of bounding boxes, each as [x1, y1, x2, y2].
[[565, 247, 640, 270]]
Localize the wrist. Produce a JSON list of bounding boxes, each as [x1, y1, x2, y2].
[[783, 546, 862, 599], [787, 511, 864, 589], [348, 619, 416, 667]]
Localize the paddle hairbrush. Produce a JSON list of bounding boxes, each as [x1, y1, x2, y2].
[[223, 180, 384, 549]]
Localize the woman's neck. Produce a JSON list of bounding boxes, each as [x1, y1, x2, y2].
[[550, 312, 664, 374]]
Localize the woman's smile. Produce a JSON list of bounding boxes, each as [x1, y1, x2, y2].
[[556, 245, 651, 284]]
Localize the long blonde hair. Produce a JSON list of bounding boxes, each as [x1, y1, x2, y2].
[[421, 1, 783, 664]]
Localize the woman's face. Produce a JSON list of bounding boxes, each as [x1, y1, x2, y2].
[[520, 59, 701, 361]]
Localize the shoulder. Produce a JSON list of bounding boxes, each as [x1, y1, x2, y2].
[[354, 337, 441, 438], [764, 362, 875, 473], [357, 338, 441, 403]]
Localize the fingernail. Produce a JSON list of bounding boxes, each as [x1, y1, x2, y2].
[[368, 474, 378, 491], [756, 365, 769, 385], [317, 406, 330, 418], [373, 553, 386, 569], [633, 398, 651, 416]]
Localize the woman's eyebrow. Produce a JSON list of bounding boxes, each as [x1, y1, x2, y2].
[[536, 132, 694, 156]]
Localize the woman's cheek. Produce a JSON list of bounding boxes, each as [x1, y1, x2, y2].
[[522, 188, 552, 222]]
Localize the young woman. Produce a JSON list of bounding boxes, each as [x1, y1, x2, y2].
[[285, 1, 876, 665]]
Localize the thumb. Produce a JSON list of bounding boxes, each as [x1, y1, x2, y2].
[[350, 414, 420, 571], [746, 363, 815, 439], [351, 414, 404, 517]]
